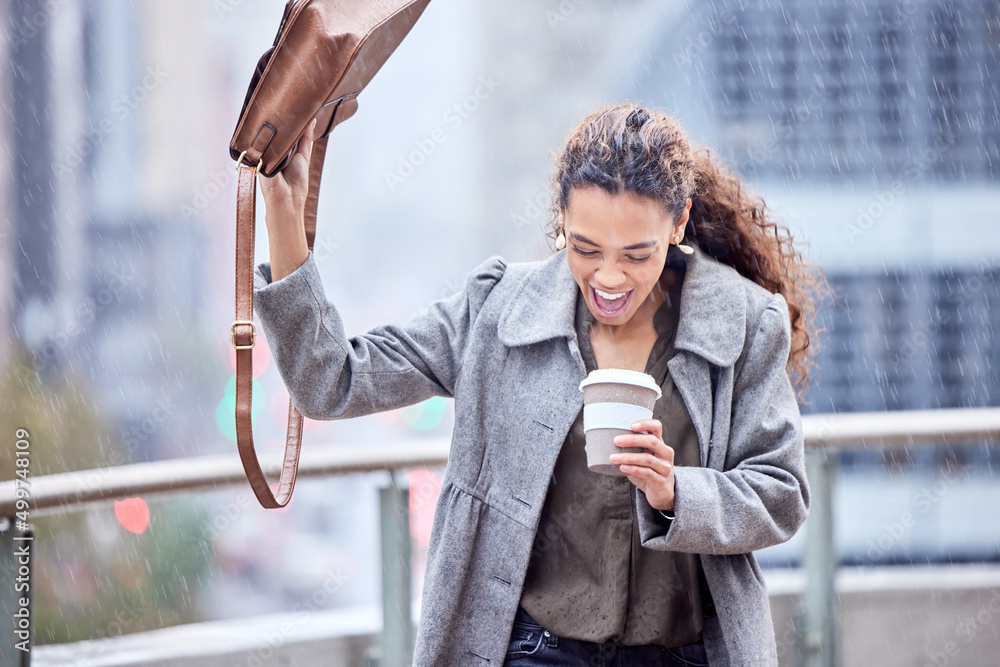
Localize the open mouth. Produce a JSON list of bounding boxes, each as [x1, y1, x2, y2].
[[591, 285, 632, 318]]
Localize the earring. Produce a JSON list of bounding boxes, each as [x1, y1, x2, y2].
[[674, 236, 693, 255], [556, 228, 566, 250]]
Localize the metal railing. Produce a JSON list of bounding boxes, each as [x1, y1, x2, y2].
[[798, 407, 1000, 667], [0, 437, 450, 667], [2, 408, 1000, 667]]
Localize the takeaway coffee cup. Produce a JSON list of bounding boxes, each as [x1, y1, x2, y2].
[[579, 368, 662, 476]]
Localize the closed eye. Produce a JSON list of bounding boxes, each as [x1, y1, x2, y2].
[[573, 246, 651, 263]]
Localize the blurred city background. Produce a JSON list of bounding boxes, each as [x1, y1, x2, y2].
[[1, 0, 999, 664]]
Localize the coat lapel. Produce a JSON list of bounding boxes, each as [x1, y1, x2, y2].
[[497, 250, 579, 348], [668, 243, 749, 466], [496, 251, 585, 450], [671, 242, 747, 367], [667, 352, 715, 467]]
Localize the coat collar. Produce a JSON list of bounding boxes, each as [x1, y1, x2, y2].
[[497, 242, 748, 367]]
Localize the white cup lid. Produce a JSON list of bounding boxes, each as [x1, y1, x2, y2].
[[578, 368, 662, 399]]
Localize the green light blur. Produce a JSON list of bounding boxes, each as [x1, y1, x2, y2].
[[216, 374, 265, 442], [401, 396, 448, 431]]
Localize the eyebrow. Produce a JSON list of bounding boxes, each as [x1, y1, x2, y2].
[[568, 232, 659, 250]]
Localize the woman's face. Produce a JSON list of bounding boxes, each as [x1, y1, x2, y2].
[[561, 186, 688, 330]]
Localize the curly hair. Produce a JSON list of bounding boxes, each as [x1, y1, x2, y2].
[[546, 103, 830, 400]]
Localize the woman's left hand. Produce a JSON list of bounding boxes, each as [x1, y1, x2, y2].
[[610, 418, 676, 511]]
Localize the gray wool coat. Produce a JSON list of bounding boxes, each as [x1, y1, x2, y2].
[[253, 241, 810, 666]]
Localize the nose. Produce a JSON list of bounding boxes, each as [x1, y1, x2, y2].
[[594, 266, 626, 289]]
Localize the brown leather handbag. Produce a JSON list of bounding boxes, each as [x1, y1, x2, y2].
[[229, 0, 431, 509]]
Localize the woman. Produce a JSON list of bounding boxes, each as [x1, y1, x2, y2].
[[254, 104, 823, 666]]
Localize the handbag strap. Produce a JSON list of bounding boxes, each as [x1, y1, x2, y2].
[[233, 134, 329, 509]]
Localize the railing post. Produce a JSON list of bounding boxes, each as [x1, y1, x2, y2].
[[379, 472, 412, 667], [799, 447, 837, 667], [0, 517, 33, 667]]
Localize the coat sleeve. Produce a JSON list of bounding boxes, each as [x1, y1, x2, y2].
[[253, 252, 507, 420], [636, 292, 810, 554]]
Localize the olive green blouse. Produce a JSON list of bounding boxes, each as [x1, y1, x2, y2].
[[518, 266, 704, 647]]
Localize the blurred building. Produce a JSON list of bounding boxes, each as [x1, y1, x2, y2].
[[712, 0, 999, 184], [3, 0, 221, 463], [5, 0, 80, 373], [0, 2, 15, 371]]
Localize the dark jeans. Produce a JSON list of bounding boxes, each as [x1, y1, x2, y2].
[[503, 605, 710, 667]]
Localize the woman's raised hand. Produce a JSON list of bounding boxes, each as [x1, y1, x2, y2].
[[610, 418, 676, 512], [258, 118, 318, 281]]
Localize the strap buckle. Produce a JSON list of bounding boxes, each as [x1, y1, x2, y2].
[[231, 320, 256, 350], [235, 150, 263, 174]]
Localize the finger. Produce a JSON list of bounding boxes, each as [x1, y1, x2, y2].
[[619, 464, 665, 487], [620, 465, 675, 505], [624, 472, 646, 488], [614, 453, 673, 477], [258, 168, 277, 195], [299, 118, 317, 162], [613, 432, 664, 452], [630, 419, 662, 440]]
